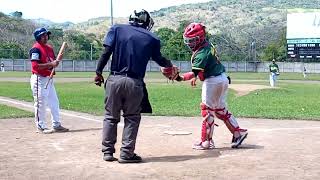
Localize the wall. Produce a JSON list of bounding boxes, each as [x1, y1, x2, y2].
[[0, 59, 319, 73]]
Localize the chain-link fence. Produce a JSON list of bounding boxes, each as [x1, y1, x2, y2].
[[0, 49, 193, 61], [1, 59, 320, 73]]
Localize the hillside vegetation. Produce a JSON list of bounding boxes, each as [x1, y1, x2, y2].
[[1, 0, 319, 61], [65, 0, 320, 61]]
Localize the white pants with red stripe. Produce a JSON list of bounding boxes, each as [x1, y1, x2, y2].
[[201, 73, 240, 134], [30, 74, 61, 129]]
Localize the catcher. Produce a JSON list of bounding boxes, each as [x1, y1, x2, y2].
[[163, 23, 248, 150]]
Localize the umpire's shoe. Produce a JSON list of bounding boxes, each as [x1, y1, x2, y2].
[[231, 130, 248, 148], [118, 154, 142, 163], [103, 154, 118, 162], [43, 125, 69, 134]]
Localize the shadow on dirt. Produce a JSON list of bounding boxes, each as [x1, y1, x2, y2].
[[68, 127, 102, 133], [143, 144, 263, 163]]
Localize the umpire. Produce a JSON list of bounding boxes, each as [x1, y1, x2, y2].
[[94, 9, 173, 163]]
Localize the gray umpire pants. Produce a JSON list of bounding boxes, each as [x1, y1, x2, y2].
[[102, 75, 144, 159]]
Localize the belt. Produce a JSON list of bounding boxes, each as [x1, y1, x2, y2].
[[209, 73, 222, 77], [110, 71, 140, 79], [32, 73, 49, 77]]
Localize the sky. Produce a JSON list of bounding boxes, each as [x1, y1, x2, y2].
[[1, 0, 212, 23]]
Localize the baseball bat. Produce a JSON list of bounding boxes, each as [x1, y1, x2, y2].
[[45, 42, 67, 89]]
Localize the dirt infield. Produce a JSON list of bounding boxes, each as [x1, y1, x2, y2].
[[228, 84, 273, 96], [0, 98, 320, 180]]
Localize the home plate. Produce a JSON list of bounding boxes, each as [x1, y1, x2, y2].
[[164, 131, 192, 135]]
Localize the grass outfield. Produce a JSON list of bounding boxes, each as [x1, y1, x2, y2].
[[0, 81, 319, 120], [0, 104, 33, 119], [1, 71, 320, 81]]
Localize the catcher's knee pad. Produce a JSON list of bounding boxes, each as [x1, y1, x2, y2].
[[200, 103, 215, 142]]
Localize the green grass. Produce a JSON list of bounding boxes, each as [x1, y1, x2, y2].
[[0, 82, 104, 115], [228, 72, 320, 81], [0, 104, 33, 119], [0, 71, 95, 78], [228, 83, 320, 120], [1, 71, 320, 81], [0, 81, 319, 120]]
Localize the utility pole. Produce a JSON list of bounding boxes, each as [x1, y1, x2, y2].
[[110, 0, 114, 25], [90, 43, 93, 60], [251, 41, 256, 61]]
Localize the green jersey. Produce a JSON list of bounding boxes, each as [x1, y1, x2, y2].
[[269, 63, 279, 73], [192, 44, 225, 79]]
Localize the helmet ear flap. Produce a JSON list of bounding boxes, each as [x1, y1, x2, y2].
[[129, 9, 153, 31], [146, 16, 154, 31]]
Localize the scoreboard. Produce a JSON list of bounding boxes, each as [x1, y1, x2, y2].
[[286, 10, 320, 60], [287, 39, 320, 59]]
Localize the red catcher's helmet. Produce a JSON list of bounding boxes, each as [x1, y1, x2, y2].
[[183, 23, 206, 50]]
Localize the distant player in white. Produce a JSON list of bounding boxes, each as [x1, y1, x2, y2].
[[269, 59, 280, 87], [0, 62, 4, 72], [29, 27, 69, 134], [303, 66, 307, 78]]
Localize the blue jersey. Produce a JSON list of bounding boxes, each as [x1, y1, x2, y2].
[[103, 24, 163, 79]]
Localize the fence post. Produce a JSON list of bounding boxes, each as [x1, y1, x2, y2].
[[24, 60, 26, 71], [236, 62, 238, 71], [244, 61, 247, 72], [73, 60, 75, 72]]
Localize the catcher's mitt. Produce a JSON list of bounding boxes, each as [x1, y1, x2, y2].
[[160, 66, 180, 80]]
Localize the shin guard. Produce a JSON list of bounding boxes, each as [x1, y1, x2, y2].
[[214, 108, 246, 137], [200, 103, 215, 142]]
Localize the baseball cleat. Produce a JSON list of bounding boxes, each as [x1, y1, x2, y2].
[[192, 140, 215, 150], [231, 131, 248, 148], [43, 125, 69, 134], [118, 154, 142, 163], [36, 127, 49, 134]]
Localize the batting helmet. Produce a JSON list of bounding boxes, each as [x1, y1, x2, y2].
[[129, 9, 154, 31], [183, 23, 206, 50], [33, 27, 51, 41]]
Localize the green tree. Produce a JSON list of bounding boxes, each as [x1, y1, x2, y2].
[[10, 11, 23, 18], [155, 28, 175, 47], [261, 29, 286, 61], [155, 21, 192, 61], [0, 42, 26, 59], [62, 30, 101, 60]]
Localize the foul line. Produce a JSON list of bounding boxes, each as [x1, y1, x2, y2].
[[0, 97, 102, 123]]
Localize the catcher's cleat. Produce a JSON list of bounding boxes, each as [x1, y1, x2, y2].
[[231, 131, 248, 148], [192, 140, 215, 150]]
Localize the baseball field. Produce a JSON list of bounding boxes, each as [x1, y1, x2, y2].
[[0, 72, 319, 179]]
